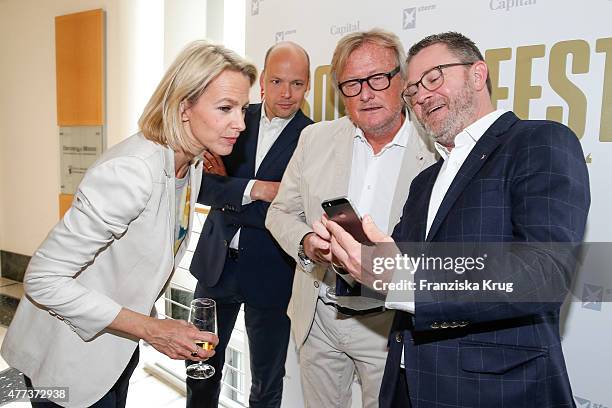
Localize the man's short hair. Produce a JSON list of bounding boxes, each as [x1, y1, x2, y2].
[[407, 31, 492, 95], [330, 28, 407, 90], [262, 41, 311, 77]]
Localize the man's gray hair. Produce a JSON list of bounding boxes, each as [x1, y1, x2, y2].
[[330, 28, 407, 90]]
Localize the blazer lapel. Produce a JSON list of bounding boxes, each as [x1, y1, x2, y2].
[[332, 118, 356, 198], [426, 112, 518, 241], [255, 110, 307, 177], [388, 122, 434, 233], [161, 145, 176, 254], [240, 105, 261, 177], [188, 158, 202, 237], [398, 161, 440, 242]]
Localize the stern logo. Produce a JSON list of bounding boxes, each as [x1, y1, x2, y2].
[[403, 8, 416, 29], [402, 5, 436, 30], [581, 284, 604, 311], [275, 29, 296, 43], [251, 0, 260, 16], [575, 396, 609, 408]]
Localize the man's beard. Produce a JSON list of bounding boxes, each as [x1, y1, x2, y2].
[[413, 83, 477, 147]]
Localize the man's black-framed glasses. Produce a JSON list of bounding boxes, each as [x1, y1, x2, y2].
[[338, 66, 401, 97], [402, 62, 474, 104]]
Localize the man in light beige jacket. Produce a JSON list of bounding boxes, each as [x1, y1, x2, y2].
[[266, 29, 436, 408]]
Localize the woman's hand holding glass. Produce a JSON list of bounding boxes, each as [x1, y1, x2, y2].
[[141, 314, 218, 361]]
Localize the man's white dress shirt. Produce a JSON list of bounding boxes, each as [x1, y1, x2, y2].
[[229, 104, 296, 249]]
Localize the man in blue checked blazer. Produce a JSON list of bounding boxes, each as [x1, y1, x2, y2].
[[187, 42, 313, 408], [324, 32, 590, 408]]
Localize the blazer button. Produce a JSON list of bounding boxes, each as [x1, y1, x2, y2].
[[450, 321, 459, 328], [440, 322, 449, 329], [395, 333, 403, 343], [430, 322, 440, 329], [314, 281, 320, 288], [48, 310, 56, 316], [459, 321, 469, 327], [223, 240, 228, 247]]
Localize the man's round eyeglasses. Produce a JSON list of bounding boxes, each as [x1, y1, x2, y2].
[[402, 62, 474, 105], [338, 66, 400, 97]]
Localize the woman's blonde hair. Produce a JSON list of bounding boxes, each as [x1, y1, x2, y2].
[[139, 40, 257, 155]]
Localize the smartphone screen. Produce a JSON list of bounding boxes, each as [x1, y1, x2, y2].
[[321, 197, 373, 245]]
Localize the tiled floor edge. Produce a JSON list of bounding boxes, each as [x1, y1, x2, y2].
[[0, 250, 30, 283]]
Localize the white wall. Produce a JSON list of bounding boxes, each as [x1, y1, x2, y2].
[[0, 0, 166, 256], [164, 0, 208, 67]]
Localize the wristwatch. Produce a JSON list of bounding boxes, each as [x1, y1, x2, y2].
[[297, 234, 313, 269]]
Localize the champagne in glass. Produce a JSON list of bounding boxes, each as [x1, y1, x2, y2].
[[186, 298, 217, 379], [194, 340, 215, 351]]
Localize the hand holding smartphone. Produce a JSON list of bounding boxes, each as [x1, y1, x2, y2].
[[321, 196, 373, 246]]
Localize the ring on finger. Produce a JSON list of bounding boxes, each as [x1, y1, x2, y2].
[[191, 346, 199, 358]]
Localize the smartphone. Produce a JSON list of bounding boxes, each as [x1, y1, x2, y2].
[[321, 196, 373, 246]]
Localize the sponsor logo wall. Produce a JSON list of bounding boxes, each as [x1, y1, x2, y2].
[[246, 1, 612, 406]]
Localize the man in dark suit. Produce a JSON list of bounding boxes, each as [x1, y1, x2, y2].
[[323, 32, 590, 407], [187, 42, 313, 408]]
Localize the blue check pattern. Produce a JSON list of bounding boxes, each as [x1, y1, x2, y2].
[[380, 112, 590, 408]]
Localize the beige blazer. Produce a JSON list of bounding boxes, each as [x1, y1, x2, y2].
[[266, 116, 437, 349], [1, 133, 202, 407]]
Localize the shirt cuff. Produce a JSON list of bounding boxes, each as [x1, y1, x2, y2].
[[242, 180, 256, 205], [384, 262, 415, 314], [385, 300, 415, 314]]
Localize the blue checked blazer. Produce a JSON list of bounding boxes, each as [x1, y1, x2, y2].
[[380, 112, 590, 408]]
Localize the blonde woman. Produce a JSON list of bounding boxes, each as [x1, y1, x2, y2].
[[1, 40, 257, 408]]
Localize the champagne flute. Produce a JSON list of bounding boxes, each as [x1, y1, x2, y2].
[[186, 298, 217, 379]]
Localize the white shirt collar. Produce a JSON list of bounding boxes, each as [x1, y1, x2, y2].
[[434, 109, 507, 160]]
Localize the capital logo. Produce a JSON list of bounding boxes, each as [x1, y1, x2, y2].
[[489, 0, 537, 12], [581, 284, 603, 311], [330, 20, 360, 36], [403, 8, 417, 29], [251, 0, 260, 16]]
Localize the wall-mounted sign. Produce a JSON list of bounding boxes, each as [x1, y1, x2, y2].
[[60, 126, 103, 194]]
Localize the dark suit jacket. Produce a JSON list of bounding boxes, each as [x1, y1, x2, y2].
[[190, 104, 313, 308], [380, 112, 590, 408]]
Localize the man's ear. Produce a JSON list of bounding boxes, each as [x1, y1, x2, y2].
[[259, 70, 266, 93], [471, 61, 489, 92]]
